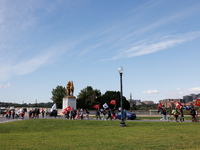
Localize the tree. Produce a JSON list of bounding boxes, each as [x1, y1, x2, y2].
[[77, 86, 101, 109], [51, 85, 66, 109]]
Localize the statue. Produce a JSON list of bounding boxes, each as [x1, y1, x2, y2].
[[66, 81, 74, 98]]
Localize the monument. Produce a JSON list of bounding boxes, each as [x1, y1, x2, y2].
[[62, 81, 76, 110]]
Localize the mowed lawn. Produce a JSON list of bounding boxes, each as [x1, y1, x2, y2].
[[0, 119, 199, 150]]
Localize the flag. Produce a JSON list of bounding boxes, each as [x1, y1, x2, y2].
[[157, 102, 162, 109], [16, 108, 23, 115], [51, 103, 56, 112], [110, 100, 116, 105], [176, 102, 182, 109], [103, 103, 108, 109], [195, 99, 200, 106], [66, 106, 72, 111], [94, 104, 99, 109], [62, 106, 72, 114]]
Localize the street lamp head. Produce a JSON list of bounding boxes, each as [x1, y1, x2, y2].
[[118, 66, 123, 74]]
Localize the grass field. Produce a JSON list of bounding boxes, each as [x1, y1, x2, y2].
[[0, 119, 199, 150]]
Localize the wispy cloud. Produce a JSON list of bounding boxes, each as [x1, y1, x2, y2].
[[143, 90, 159, 94], [106, 31, 200, 61], [0, 83, 10, 88]]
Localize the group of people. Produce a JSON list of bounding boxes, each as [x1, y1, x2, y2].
[[64, 107, 126, 121], [2, 109, 25, 119], [28, 109, 45, 119], [160, 106, 199, 122], [64, 108, 85, 120]]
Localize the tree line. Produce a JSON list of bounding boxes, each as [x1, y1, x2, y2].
[[51, 85, 130, 110]]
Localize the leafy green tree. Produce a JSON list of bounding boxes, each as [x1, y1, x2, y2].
[[77, 86, 101, 109], [51, 85, 66, 109]]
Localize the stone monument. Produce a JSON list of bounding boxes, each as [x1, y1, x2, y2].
[[62, 81, 76, 110]]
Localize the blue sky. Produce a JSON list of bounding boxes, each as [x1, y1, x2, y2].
[[1, 0, 200, 104]]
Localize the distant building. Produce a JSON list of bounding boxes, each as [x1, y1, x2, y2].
[[183, 95, 193, 103], [159, 99, 182, 108], [128, 93, 141, 107]]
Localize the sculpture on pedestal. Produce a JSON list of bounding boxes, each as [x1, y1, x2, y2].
[[66, 81, 75, 98]]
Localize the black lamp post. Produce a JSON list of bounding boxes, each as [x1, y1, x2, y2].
[[118, 66, 126, 127]]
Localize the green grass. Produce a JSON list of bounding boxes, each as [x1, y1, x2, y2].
[[0, 119, 199, 150]]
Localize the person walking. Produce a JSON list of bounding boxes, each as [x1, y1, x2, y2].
[[161, 108, 168, 122], [96, 108, 101, 120], [70, 110, 74, 120], [75, 108, 80, 120], [179, 107, 184, 122], [107, 108, 112, 120], [102, 109, 107, 121], [85, 109, 90, 120], [80, 109, 84, 120], [190, 107, 196, 122], [173, 107, 179, 122], [111, 108, 116, 120]]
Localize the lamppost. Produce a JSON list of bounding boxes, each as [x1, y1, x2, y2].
[[118, 66, 126, 127]]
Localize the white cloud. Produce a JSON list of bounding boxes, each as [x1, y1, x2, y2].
[[142, 90, 159, 94], [162, 87, 200, 99], [0, 83, 10, 88]]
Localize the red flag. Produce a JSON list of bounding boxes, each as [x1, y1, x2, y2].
[[176, 102, 182, 109], [62, 109, 67, 114], [110, 100, 116, 105], [94, 104, 99, 109], [195, 99, 200, 106], [62, 106, 72, 114], [66, 106, 72, 112]]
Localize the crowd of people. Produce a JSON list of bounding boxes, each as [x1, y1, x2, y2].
[[63, 107, 126, 121], [1, 107, 199, 122]]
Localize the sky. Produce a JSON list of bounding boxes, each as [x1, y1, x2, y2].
[[1, 0, 200, 104]]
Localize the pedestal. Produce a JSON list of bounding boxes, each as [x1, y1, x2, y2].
[[62, 97, 76, 110]]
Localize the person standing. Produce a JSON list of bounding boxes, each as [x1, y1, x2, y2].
[[54, 110, 57, 118], [42, 110, 45, 118], [123, 109, 126, 120]]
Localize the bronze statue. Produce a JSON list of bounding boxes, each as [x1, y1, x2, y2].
[[66, 81, 74, 98]]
